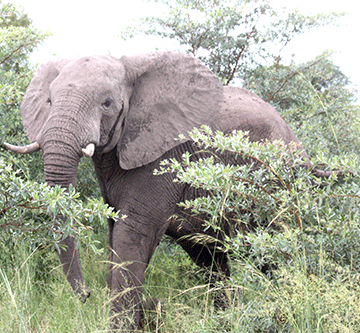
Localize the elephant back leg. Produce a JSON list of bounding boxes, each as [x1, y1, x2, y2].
[[166, 214, 231, 309]]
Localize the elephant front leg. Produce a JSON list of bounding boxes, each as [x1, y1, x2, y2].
[[109, 260, 146, 331], [108, 219, 162, 331]]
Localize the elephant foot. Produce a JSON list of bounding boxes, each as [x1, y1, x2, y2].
[[139, 298, 164, 331], [73, 281, 91, 303]]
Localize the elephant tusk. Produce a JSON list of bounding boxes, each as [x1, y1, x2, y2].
[[4, 141, 40, 154], [82, 143, 95, 158]]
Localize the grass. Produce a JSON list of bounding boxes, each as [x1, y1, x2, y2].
[[1, 236, 360, 332], [0, 242, 110, 332]]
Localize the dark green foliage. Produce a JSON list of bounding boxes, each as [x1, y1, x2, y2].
[[0, 1, 49, 182], [0, 1, 46, 72]]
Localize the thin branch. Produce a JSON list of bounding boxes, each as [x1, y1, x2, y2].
[[268, 58, 323, 102], [0, 202, 45, 214], [0, 33, 37, 66], [225, 27, 257, 85]]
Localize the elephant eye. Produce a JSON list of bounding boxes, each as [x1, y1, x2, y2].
[[47, 97, 52, 106], [102, 98, 113, 110]]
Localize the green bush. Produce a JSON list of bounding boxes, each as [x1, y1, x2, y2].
[[155, 126, 360, 332]]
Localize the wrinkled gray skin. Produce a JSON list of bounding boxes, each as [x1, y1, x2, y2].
[[6, 51, 331, 331]]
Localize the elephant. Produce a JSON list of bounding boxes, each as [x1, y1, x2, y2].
[[4, 51, 338, 331]]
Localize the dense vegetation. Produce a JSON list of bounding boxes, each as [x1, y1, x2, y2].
[[1, 0, 360, 331]]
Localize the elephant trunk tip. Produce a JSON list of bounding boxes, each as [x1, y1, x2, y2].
[[78, 286, 91, 303]]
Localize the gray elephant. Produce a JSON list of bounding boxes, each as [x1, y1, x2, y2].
[[5, 51, 335, 331]]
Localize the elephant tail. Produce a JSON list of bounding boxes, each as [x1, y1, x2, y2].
[[303, 162, 353, 179]]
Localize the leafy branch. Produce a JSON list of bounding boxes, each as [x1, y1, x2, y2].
[[0, 159, 119, 247]]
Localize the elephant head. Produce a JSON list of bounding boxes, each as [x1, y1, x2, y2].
[[5, 51, 224, 302], [15, 52, 223, 178]]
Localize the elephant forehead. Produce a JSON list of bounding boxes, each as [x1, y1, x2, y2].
[[54, 56, 126, 87]]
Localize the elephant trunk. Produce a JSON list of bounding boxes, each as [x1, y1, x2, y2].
[[42, 114, 83, 187], [41, 111, 91, 302]]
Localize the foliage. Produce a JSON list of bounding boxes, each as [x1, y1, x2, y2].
[[244, 52, 356, 110], [0, 0, 31, 28], [0, 241, 111, 332], [155, 126, 360, 331], [0, 158, 118, 249], [0, 1, 46, 72], [122, 0, 345, 85], [243, 53, 360, 157], [0, 1, 50, 185]]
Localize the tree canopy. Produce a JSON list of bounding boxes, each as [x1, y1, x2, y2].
[[123, 0, 346, 85]]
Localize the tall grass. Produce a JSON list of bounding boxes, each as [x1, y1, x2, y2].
[[2, 234, 360, 332], [144, 234, 360, 332], [0, 242, 110, 332]]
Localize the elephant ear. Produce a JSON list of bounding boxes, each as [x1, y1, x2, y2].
[[118, 51, 223, 169], [20, 58, 72, 142]]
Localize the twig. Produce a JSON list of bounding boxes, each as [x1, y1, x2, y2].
[[268, 58, 322, 102], [225, 27, 257, 86]]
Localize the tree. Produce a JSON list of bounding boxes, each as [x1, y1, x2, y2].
[[0, 0, 31, 28], [243, 54, 360, 156], [122, 0, 345, 84], [0, 1, 49, 183], [0, 1, 45, 72]]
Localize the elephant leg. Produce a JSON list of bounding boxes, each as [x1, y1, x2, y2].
[[176, 237, 231, 310], [166, 215, 231, 309], [55, 213, 90, 302], [108, 217, 164, 331], [106, 217, 115, 289], [138, 297, 163, 331]]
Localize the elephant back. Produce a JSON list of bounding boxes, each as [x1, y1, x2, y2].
[[215, 86, 309, 160]]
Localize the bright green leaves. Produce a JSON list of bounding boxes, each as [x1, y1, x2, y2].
[[157, 126, 360, 274], [0, 159, 118, 248]]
